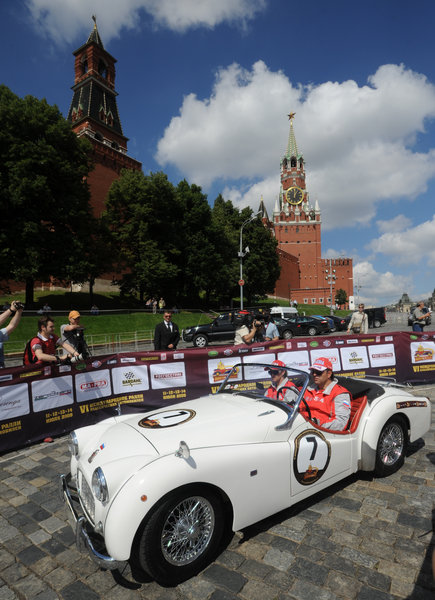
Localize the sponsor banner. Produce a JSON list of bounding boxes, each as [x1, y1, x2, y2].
[[340, 346, 370, 372], [112, 365, 149, 395], [0, 383, 30, 419], [31, 377, 74, 413], [0, 331, 434, 453], [75, 370, 112, 402], [368, 343, 396, 368], [150, 362, 186, 389]]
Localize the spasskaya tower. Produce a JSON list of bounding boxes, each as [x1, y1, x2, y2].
[[261, 114, 353, 307], [67, 17, 141, 216]]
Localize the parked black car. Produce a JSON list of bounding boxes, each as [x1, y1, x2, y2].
[[182, 313, 235, 347], [329, 315, 349, 331], [277, 315, 330, 337], [364, 307, 387, 328]]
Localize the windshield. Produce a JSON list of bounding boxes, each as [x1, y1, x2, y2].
[[216, 363, 310, 430]]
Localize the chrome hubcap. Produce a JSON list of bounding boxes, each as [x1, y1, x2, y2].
[[161, 496, 215, 566], [379, 423, 404, 466]]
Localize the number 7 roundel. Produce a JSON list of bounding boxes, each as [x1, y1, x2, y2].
[[293, 430, 331, 485]]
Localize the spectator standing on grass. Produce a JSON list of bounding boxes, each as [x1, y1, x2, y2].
[[154, 311, 180, 351], [90, 304, 99, 315], [152, 298, 157, 314], [158, 297, 166, 313], [0, 301, 24, 368]]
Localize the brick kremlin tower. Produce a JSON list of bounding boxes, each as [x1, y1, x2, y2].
[[67, 17, 142, 216], [261, 114, 353, 308]]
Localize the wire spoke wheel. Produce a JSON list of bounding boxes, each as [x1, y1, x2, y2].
[[161, 496, 215, 566], [378, 422, 404, 466], [374, 417, 407, 477]]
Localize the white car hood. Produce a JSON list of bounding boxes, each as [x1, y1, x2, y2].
[[109, 392, 287, 457]]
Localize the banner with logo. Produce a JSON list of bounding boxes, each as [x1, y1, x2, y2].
[[0, 330, 434, 453]]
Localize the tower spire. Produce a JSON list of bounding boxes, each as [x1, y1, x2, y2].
[[286, 112, 298, 159]]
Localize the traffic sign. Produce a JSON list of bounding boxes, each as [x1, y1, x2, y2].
[[238, 279, 245, 286]]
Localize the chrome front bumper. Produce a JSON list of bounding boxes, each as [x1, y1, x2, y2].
[[59, 473, 127, 571]]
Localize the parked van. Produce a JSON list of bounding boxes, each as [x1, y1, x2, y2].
[[270, 306, 298, 319]]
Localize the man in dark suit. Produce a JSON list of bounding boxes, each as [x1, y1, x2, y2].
[[154, 311, 180, 351]]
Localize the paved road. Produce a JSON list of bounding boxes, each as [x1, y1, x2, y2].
[[0, 384, 434, 599]]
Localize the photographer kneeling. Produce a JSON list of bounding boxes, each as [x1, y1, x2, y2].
[[233, 311, 263, 345]]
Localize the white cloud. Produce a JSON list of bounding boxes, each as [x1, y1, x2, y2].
[[368, 215, 435, 266], [156, 62, 435, 230], [24, 0, 266, 43], [376, 214, 412, 234], [352, 261, 412, 306]]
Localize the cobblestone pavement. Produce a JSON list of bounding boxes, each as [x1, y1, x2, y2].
[[0, 385, 434, 600]]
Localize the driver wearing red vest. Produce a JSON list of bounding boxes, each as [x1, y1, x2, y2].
[[304, 357, 351, 430], [264, 360, 298, 404]]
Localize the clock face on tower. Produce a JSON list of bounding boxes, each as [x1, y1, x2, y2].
[[285, 186, 304, 205]]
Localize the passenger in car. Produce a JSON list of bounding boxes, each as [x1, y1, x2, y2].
[[304, 357, 351, 430], [264, 360, 298, 404]]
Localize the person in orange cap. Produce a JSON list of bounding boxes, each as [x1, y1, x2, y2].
[[264, 360, 298, 403], [61, 310, 85, 354], [304, 357, 351, 430]]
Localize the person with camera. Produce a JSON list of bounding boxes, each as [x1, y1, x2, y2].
[[411, 300, 431, 332], [233, 311, 261, 345], [0, 301, 24, 368], [61, 310, 88, 356], [25, 315, 81, 365]]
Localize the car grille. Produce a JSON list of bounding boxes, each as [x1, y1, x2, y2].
[[77, 469, 95, 525]]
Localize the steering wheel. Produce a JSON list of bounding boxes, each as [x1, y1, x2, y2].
[[299, 397, 312, 421]]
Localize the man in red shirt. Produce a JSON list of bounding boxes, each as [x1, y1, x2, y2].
[[28, 315, 80, 364], [264, 360, 298, 403], [304, 357, 351, 430]]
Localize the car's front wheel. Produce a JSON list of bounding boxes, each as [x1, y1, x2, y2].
[[374, 416, 408, 477], [137, 487, 225, 584], [193, 334, 208, 348], [282, 329, 293, 339], [307, 327, 317, 336]]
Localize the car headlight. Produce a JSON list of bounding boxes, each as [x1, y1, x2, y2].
[[184, 328, 192, 334], [68, 431, 79, 458], [92, 467, 109, 503]]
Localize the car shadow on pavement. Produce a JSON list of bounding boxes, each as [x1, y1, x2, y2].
[[406, 507, 435, 599]]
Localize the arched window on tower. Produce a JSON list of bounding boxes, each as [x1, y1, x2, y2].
[[291, 156, 297, 168], [98, 59, 108, 79]]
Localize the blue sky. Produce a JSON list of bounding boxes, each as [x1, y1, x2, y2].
[[2, 0, 435, 307]]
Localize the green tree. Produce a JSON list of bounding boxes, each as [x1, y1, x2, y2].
[[335, 288, 348, 308], [0, 85, 94, 305], [105, 170, 181, 302]]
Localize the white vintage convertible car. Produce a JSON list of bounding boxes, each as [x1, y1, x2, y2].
[[60, 363, 431, 585]]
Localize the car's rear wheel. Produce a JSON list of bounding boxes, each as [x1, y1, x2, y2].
[[193, 334, 208, 348], [374, 319, 381, 328], [374, 416, 408, 477], [282, 329, 293, 339], [137, 487, 225, 584], [307, 327, 317, 336]]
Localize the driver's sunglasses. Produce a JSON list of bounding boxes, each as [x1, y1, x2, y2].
[[311, 369, 323, 376], [268, 369, 280, 376]]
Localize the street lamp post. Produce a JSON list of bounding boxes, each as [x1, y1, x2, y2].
[[325, 259, 336, 316], [238, 212, 261, 310]]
